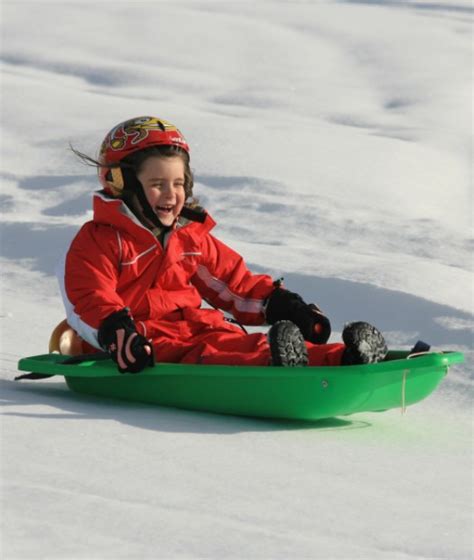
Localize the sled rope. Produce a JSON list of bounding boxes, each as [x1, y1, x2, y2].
[[400, 346, 432, 414]]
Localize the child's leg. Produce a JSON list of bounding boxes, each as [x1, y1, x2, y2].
[[152, 328, 346, 367], [307, 343, 345, 366], [152, 330, 272, 366], [193, 339, 346, 366], [144, 315, 347, 367]]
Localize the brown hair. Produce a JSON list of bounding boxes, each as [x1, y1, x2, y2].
[[71, 144, 195, 199]]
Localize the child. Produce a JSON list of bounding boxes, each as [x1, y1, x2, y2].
[[58, 116, 387, 373]]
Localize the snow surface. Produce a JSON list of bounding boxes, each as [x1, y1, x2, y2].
[[1, 1, 472, 558]]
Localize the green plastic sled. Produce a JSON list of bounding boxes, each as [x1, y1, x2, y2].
[[16, 350, 464, 420]]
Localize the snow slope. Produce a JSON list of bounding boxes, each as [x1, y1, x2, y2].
[[1, 1, 472, 558]]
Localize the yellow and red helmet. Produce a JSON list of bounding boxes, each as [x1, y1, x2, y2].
[[99, 116, 190, 195]]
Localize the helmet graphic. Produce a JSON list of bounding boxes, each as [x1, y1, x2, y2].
[[99, 116, 190, 195]]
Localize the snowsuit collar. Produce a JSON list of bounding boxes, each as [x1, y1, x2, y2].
[[91, 191, 215, 244]]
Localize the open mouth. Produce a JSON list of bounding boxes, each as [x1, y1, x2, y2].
[[156, 205, 174, 215]]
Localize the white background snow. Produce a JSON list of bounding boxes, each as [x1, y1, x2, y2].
[[1, 1, 472, 558]]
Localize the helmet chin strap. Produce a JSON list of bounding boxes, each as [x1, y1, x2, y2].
[[121, 168, 171, 231]]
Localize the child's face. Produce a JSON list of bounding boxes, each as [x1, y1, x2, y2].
[[137, 156, 186, 227]]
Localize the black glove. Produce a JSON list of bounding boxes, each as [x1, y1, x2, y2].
[[265, 287, 331, 344], [97, 308, 154, 374]]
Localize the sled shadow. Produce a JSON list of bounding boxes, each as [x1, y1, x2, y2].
[[0, 378, 369, 435]]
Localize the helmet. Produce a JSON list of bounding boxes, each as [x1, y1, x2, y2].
[[99, 116, 190, 195]]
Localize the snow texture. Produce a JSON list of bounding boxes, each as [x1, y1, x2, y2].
[[1, 1, 472, 559]]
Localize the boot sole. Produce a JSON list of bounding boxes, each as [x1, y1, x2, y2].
[[342, 321, 388, 365], [268, 320, 309, 367]]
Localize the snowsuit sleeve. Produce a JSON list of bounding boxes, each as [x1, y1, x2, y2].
[[191, 234, 275, 325], [57, 222, 125, 349]]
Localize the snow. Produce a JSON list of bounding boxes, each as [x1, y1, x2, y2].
[[1, 1, 472, 558]]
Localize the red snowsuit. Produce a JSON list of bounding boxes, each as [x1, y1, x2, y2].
[[58, 192, 345, 366]]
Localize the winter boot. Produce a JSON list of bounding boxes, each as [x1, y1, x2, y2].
[[268, 320, 309, 366], [341, 321, 388, 365]]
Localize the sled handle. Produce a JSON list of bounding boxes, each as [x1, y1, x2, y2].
[[407, 351, 432, 360], [15, 352, 111, 381]]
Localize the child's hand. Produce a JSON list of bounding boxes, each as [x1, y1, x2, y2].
[[306, 303, 332, 344], [98, 308, 154, 373], [265, 288, 331, 344]]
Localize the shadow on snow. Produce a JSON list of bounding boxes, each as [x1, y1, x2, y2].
[[0, 379, 368, 435], [337, 0, 473, 16]]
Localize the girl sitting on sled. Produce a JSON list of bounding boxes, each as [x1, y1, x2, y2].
[[57, 116, 387, 373]]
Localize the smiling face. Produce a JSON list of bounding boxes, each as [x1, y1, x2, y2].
[[136, 155, 186, 227]]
